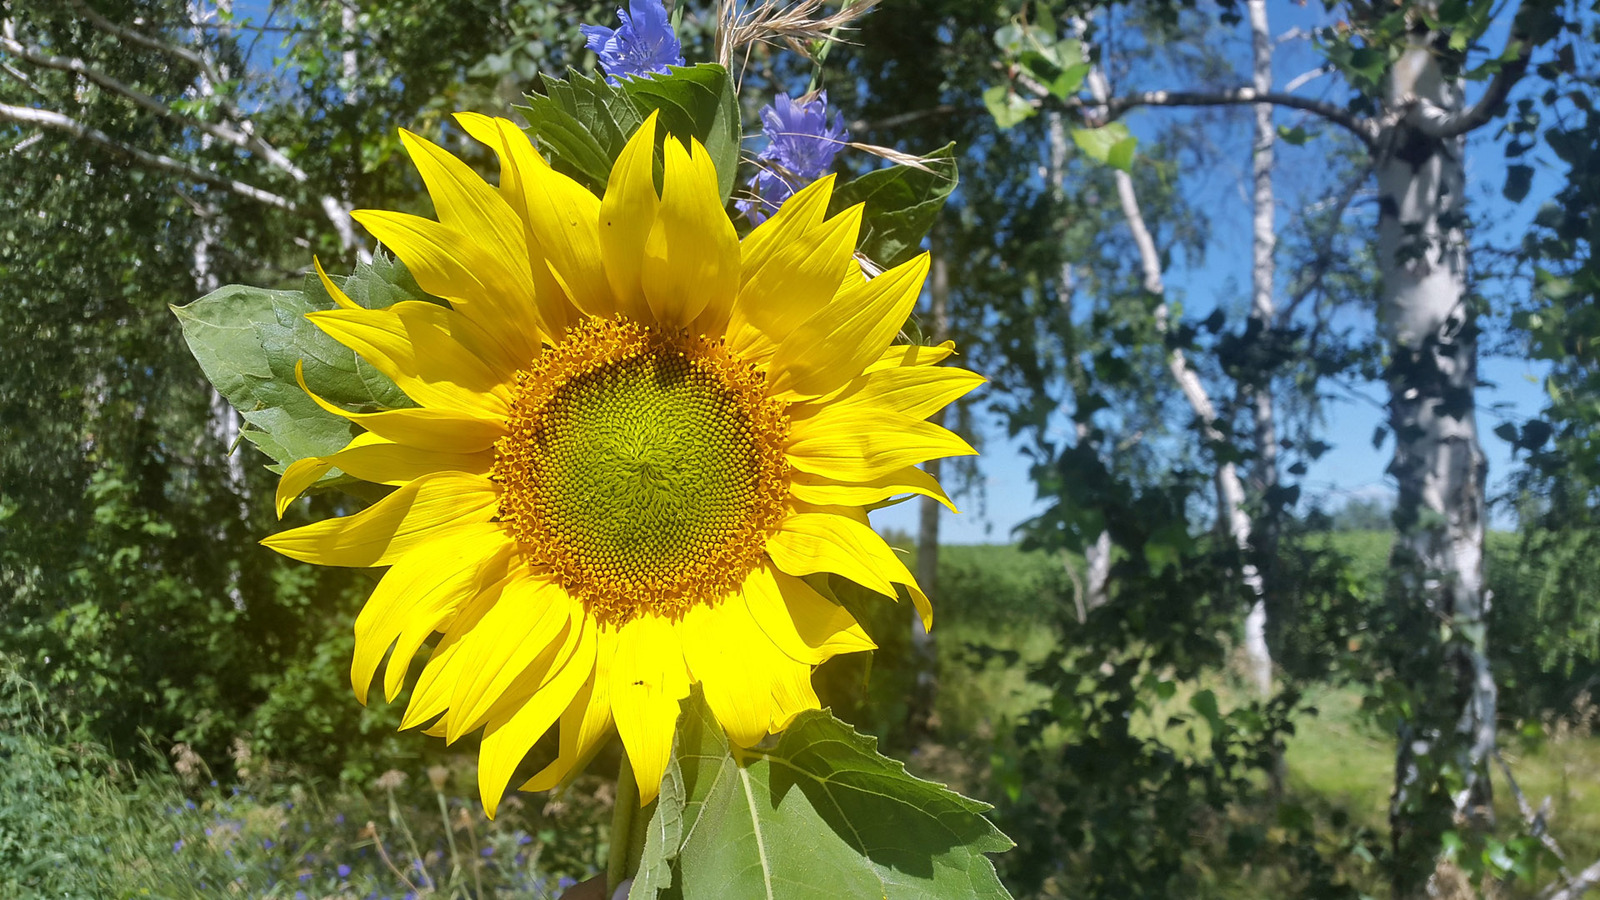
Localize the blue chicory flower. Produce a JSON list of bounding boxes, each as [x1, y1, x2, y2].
[[581, 0, 684, 82], [338, 863, 352, 879], [172, 839, 184, 853], [738, 92, 849, 225]]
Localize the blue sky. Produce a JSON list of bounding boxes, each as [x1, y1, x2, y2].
[[872, 0, 1557, 543]]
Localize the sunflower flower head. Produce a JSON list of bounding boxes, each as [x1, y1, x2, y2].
[[581, 0, 684, 83], [266, 111, 980, 815]]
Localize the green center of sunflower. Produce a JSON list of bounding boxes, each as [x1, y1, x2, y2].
[[494, 317, 790, 624]]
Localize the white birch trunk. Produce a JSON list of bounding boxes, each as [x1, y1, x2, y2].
[[1087, 65, 1270, 685], [1241, 0, 1277, 698], [1378, 41, 1495, 838]]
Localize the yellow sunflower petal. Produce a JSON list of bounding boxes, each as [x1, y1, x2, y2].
[[600, 112, 661, 323], [745, 563, 876, 664], [522, 626, 618, 793], [782, 575, 878, 657], [453, 112, 583, 337], [766, 252, 932, 399], [274, 431, 383, 518], [397, 130, 542, 359], [348, 522, 513, 705], [866, 340, 956, 373], [799, 365, 985, 421], [401, 575, 508, 730], [307, 303, 514, 416], [728, 184, 861, 362], [351, 210, 541, 351], [610, 614, 690, 805], [678, 600, 776, 747], [767, 652, 821, 732], [313, 256, 361, 311], [446, 576, 578, 742], [641, 138, 739, 329], [766, 513, 934, 631], [478, 618, 598, 819], [787, 408, 976, 482], [520, 160, 613, 319], [276, 435, 493, 518], [295, 362, 505, 452], [737, 173, 835, 278], [788, 466, 958, 514], [260, 471, 498, 568]]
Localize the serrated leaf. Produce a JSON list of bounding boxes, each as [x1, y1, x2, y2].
[[631, 688, 1013, 900], [172, 256, 418, 473], [518, 64, 740, 203], [1071, 122, 1137, 171], [827, 144, 958, 269]]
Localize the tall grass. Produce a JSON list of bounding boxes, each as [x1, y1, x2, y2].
[[0, 655, 606, 899]]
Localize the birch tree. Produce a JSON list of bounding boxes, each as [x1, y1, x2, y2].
[[993, 0, 1561, 891]]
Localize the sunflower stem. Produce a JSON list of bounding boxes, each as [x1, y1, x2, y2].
[[606, 750, 639, 894]]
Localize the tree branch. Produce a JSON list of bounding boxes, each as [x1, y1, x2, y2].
[[59, 0, 364, 255], [1543, 860, 1600, 900], [1, 33, 258, 151], [1404, 0, 1543, 138], [0, 102, 297, 210], [66, 0, 228, 90], [1083, 86, 1377, 146], [1282, 164, 1369, 321]]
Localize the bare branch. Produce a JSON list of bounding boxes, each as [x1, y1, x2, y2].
[[1404, 0, 1542, 138], [1543, 860, 1600, 900], [1282, 165, 1369, 321], [1284, 65, 1332, 94], [848, 103, 969, 133], [1495, 749, 1567, 865], [0, 102, 297, 210], [1082, 86, 1377, 146], [0, 33, 260, 151]]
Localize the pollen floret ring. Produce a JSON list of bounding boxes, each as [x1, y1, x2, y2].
[[493, 317, 790, 624]]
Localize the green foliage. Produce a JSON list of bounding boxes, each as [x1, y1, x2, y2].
[[631, 689, 1013, 900], [828, 145, 960, 268], [1070, 122, 1139, 171], [518, 64, 742, 202], [172, 258, 420, 472]]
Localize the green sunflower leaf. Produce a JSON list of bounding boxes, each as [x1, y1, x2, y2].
[[629, 687, 1013, 900], [172, 254, 417, 473], [518, 64, 741, 204], [828, 144, 959, 270]]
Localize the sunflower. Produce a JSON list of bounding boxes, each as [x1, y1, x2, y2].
[[265, 111, 979, 814]]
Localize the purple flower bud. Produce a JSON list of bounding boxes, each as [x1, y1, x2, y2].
[[738, 92, 849, 225], [338, 863, 352, 879], [580, 0, 684, 83]]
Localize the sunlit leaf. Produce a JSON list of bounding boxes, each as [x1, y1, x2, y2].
[[631, 689, 1013, 900]]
